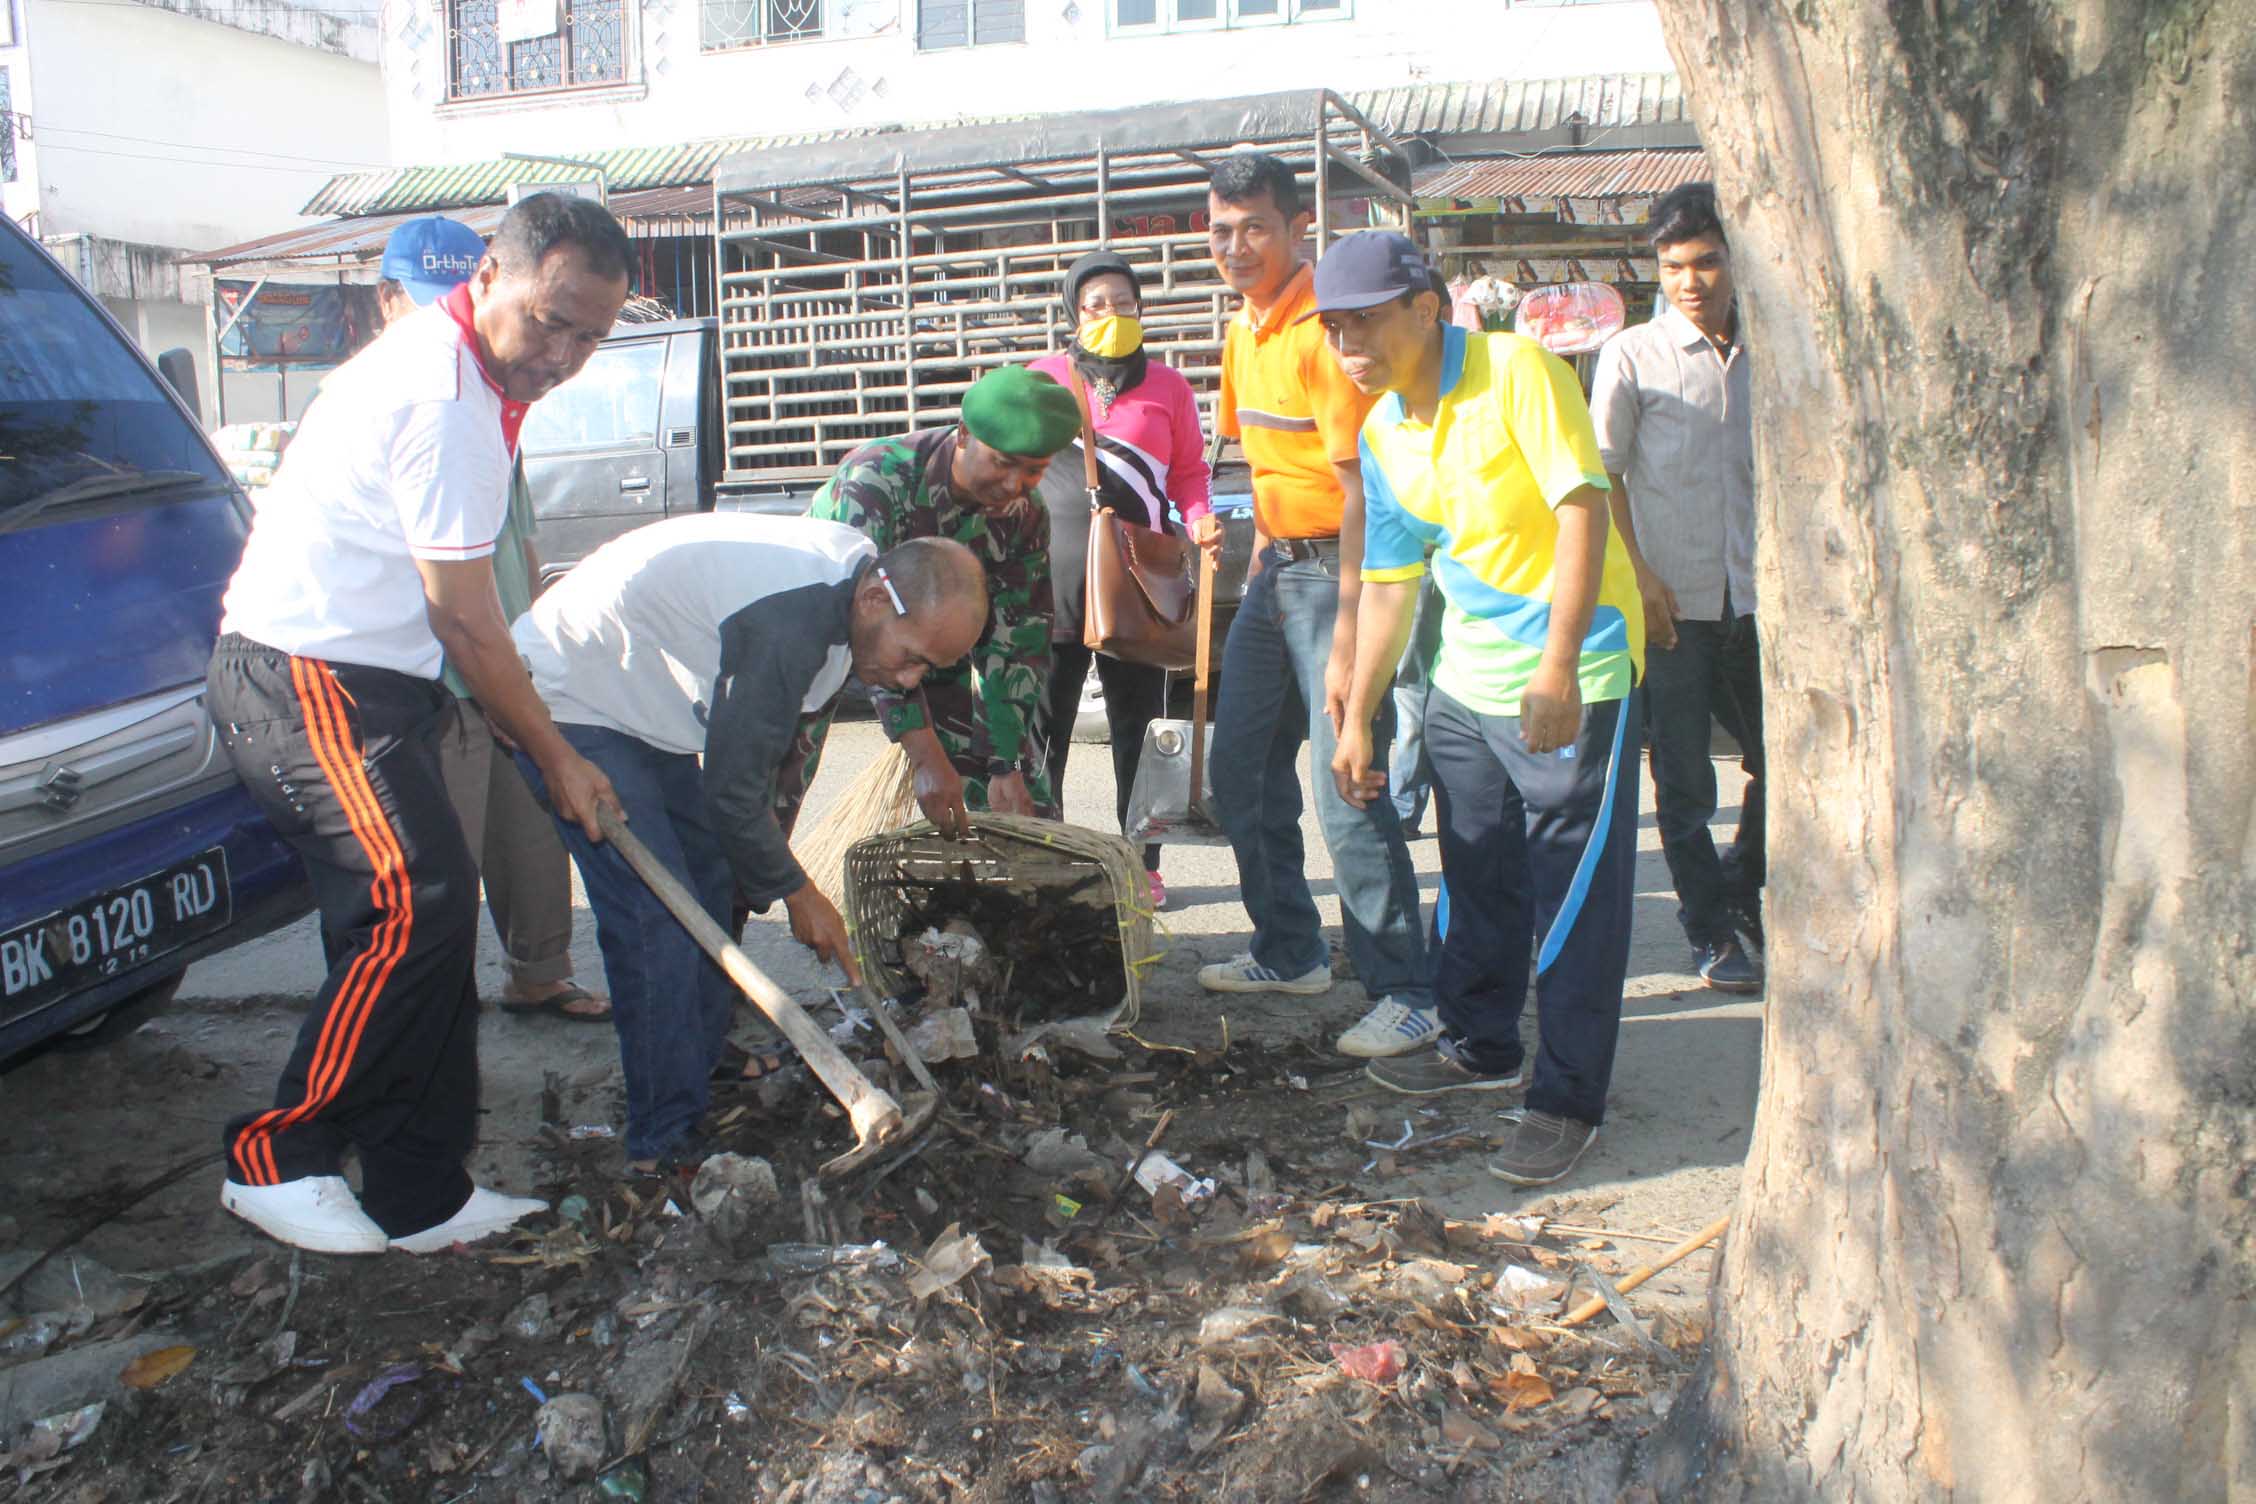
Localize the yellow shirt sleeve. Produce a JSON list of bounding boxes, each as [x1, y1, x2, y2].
[[1499, 336, 1611, 507]]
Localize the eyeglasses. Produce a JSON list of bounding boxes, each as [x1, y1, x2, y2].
[[1080, 296, 1140, 316], [876, 565, 908, 617]]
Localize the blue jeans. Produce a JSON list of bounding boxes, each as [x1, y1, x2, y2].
[[1209, 551, 1431, 1003], [1426, 688, 1642, 1126], [517, 724, 737, 1163], [1389, 577, 1446, 828]]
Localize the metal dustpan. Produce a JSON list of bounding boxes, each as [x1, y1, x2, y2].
[[1127, 547, 1228, 847]]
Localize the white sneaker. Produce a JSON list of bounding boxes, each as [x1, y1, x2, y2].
[[220, 1175, 389, 1255], [388, 1185, 549, 1255], [1335, 998, 1444, 1059], [1197, 953, 1333, 995]]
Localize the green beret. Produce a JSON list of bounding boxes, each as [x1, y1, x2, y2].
[[961, 367, 1081, 458]]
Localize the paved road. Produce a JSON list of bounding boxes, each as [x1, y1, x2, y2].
[[170, 718, 1761, 1305]]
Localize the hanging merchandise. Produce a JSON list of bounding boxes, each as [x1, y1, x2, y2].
[[1514, 282, 1628, 356]]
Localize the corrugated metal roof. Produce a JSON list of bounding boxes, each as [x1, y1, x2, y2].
[[297, 126, 1036, 218], [187, 185, 762, 269], [1348, 73, 1687, 138], [1413, 146, 1710, 202], [301, 73, 1685, 219], [301, 140, 759, 218]]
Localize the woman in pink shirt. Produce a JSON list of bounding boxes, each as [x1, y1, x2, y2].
[[1031, 250, 1217, 909]]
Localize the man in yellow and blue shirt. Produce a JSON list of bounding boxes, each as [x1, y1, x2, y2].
[[1319, 231, 1644, 1188]]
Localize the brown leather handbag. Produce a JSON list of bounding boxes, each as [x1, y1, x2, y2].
[[1065, 363, 1200, 672]]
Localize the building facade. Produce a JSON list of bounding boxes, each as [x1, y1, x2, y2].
[[0, 0, 387, 421], [380, 0, 1673, 163]]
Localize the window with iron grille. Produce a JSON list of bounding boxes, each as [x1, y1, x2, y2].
[[916, 0, 1023, 50], [702, 0, 822, 51], [447, 0, 628, 100], [1111, 0, 1345, 30], [0, 70, 14, 185]]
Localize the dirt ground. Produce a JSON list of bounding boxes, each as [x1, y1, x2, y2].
[[0, 719, 1760, 1501]]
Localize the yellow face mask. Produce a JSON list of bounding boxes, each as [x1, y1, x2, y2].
[[1077, 314, 1144, 360]]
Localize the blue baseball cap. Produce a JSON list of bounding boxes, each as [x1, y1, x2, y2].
[[1313, 231, 1436, 313], [379, 216, 488, 306]]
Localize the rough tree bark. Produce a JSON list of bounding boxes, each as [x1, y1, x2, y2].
[[1640, 2, 2255, 1498]]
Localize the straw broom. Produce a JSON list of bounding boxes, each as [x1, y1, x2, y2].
[[791, 743, 916, 908]]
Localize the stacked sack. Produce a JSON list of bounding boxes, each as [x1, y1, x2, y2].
[[211, 421, 297, 489]]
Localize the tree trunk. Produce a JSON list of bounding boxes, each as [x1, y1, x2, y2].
[[1644, 2, 2256, 1497]]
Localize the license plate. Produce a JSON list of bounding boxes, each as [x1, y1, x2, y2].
[[0, 848, 232, 1011]]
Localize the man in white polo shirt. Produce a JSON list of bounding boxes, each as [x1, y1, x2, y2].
[[206, 193, 631, 1255]]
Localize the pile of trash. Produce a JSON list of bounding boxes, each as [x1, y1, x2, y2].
[[848, 814, 1150, 1023], [0, 1019, 1710, 1501]]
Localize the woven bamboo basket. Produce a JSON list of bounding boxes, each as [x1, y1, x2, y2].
[[842, 814, 1154, 1028]]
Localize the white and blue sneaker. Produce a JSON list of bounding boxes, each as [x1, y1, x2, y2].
[[1196, 953, 1334, 996], [1335, 998, 1444, 1059]]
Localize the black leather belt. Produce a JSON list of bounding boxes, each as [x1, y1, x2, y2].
[[1273, 536, 1341, 562]]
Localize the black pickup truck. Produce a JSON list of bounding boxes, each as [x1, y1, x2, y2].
[[519, 318, 1260, 623]]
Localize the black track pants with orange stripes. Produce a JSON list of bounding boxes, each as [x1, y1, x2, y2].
[[206, 634, 479, 1238]]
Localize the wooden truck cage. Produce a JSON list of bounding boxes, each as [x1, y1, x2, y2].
[[710, 89, 1417, 486]]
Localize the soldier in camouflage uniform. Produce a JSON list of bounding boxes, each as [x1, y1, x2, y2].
[[795, 365, 1084, 835]]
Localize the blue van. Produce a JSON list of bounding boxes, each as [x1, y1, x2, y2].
[[0, 216, 312, 1059]]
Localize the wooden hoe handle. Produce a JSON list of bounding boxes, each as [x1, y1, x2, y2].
[[595, 806, 904, 1148]]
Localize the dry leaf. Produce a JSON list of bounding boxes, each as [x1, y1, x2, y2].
[[228, 1258, 277, 1299], [1238, 1227, 1294, 1270], [1441, 1405, 1501, 1450], [1482, 1212, 1544, 1242], [1558, 1386, 1602, 1418], [1494, 1370, 1554, 1413], [907, 1224, 990, 1301], [1396, 1201, 1451, 1254], [121, 1345, 197, 1389], [1487, 1325, 1545, 1352]]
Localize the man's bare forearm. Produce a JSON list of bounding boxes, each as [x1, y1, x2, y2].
[[1345, 578, 1419, 725], [439, 620, 574, 767], [1331, 459, 1369, 640], [420, 560, 573, 770]]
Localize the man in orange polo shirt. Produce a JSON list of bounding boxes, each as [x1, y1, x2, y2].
[[1199, 153, 1434, 1060]]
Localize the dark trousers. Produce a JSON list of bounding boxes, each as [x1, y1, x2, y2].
[[517, 725, 737, 1163], [1643, 614, 1765, 949], [205, 636, 478, 1237], [1426, 687, 1641, 1127], [1041, 639, 1166, 870]]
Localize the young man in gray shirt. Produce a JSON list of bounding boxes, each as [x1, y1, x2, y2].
[[1590, 182, 1765, 992]]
